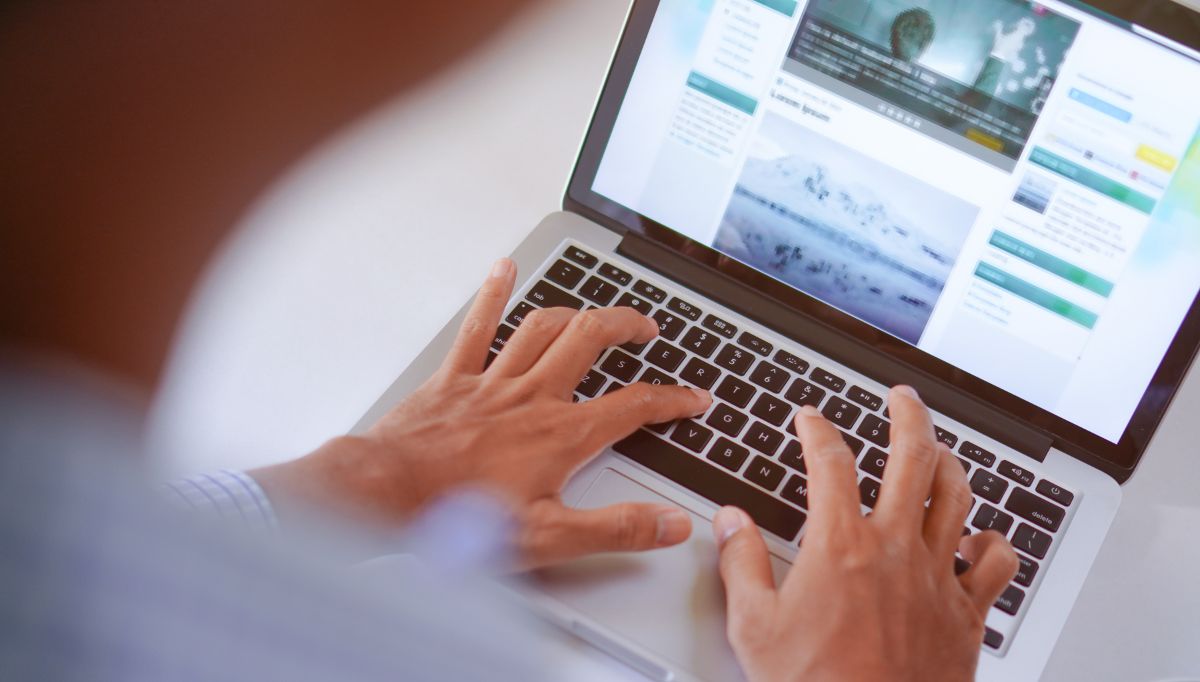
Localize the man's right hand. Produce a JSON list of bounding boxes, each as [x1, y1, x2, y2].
[[714, 386, 1019, 682]]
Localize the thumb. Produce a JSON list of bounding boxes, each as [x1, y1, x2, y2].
[[713, 507, 776, 640], [518, 500, 693, 570]]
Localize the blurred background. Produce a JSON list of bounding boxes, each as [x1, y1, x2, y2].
[[145, 1, 1200, 680]]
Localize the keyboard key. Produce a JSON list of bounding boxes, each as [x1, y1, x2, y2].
[[856, 414, 890, 447], [714, 345, 754, 375], [1014, 554, 1039, 587], [575, 369, 605, 398], [545, 259, 586, 290], [679, 358, 720, 390], [1011, 523, 1053, 559], [651, 310, 686, 340], [563, 246, 598, 269], [841, 433, 865, 456], [615, 292, 653, 315], [750, 393, 791, 427], [998, 460, 1034, 487], [859, 477, 881, 509], [780, 474, 810, 508], [706, 403, 749, 437], [934, 427, 959, 449], [599, 349, 642, 383], [484, 350, 498, 369], [1036, 479, 1075, 507], [954, 556, 971, 576], [598, 262, 632, 286], [491, 324, 516, 351], [526, 280, 583, 309], [742, 422, 784, 456], [959, 441, 996, 468], [994, 584, 1025, 616], [773, 350, 810, 375], [715, 376, 755, 408], [638, 367, 676, 386], [506, 301, 536, 327], [632, 279, 667, 303], [846, 386, 883, 411], [737, 331, 772, 356], [620, 339, 649, 356], [811, 367, 847, 393], [956, 457, 972, 474], [645, 421, 671, 435], [667, 297, 702, 321], [707, 438, 750, 472], [749, 362, 789, 394], [983, 628, 1004, 650], [971, 504, 1014, 535], [821, 399, 862, 430], [612, 430, 806, 541], [680, 327, 721, 358], [779, 441, 805, 473], [860, 447, 889, 479], [645, 341, 686, 373], [744, 456, 786, 492], [785, 378, 826, 408], [579, 276, 619, 306], [702, 314, 737, 339], [1006, 488, 1064, 532], [603, 382, 623, 396], [669, 420, 713, 453], [969, 470, 1009, 504]]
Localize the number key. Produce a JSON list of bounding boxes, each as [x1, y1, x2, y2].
[[821, 399, 862, 429]]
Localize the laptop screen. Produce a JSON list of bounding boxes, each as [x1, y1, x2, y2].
[[590, 0, 1200, 444]]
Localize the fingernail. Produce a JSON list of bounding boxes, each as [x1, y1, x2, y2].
[[713, 506, 746, 547], [799, 405, 821, 417], [655, 508, 692, 546], [895, 385, 919, 400], [489, 258, 513, 279], [691, 388, 712, 411]]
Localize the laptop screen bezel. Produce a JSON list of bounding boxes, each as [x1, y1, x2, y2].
[[564, 0, 1200, 476]]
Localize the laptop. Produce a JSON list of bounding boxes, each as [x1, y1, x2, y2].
[[354, 1, 1200, 679]]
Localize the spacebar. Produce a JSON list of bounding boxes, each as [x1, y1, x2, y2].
[[612, 429, 806, 541]]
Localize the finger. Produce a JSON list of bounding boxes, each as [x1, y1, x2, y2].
[[958, 531, 1020, 617], [575, 382, 711, 459], [794, 406, 862, 535], [922, 444, 973, 562], [876, 385, 939, 526], [518, 500, 693, 569], [487, 307, 578, 377], [530, 307, 659, 395], [713, 507, 776, 642], [444, 258, 517, 374]]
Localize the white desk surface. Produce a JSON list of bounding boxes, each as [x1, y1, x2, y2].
[[148, 2, 1200, 679]]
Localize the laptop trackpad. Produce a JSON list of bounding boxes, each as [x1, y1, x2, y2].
[[532, 468, 791, 681]]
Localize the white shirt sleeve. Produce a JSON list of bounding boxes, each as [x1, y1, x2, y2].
[[162, 469, 278, 533]]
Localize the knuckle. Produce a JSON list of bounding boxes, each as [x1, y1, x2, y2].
[[573, 309, 610, 338], [903, 441, 938, 466], [521, 308, 557, 333], [621, 382, 658, 411], [457, 315, 488, 339], [613, 506, 648, 549]]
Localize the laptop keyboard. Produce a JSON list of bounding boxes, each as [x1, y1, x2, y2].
[[489, 241, 1080, 656]]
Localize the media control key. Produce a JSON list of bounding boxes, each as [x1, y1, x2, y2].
[[737, 332, 773, 356], [632, 279, 668, 303], [811, 367, 847, 393], [846, 386, 883, 411], [998, 460, 1034, 487], [959, 441, 996, 468], [598, 263, 633, 286], [702, 314, 738, 339]]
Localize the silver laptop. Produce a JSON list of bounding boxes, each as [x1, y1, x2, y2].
[[355, 1, 1200, 679]]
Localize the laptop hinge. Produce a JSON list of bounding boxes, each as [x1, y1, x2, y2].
[[616, 232, 1055, 462]]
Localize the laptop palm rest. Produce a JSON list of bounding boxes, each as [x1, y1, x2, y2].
[[532, 468, 791, 681]]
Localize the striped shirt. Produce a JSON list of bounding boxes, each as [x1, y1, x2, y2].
[[163, 469, 278, 533]]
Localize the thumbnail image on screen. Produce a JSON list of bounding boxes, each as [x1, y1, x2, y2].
[[715, 112, 979, 344], [786, 0, 1081, 167]]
